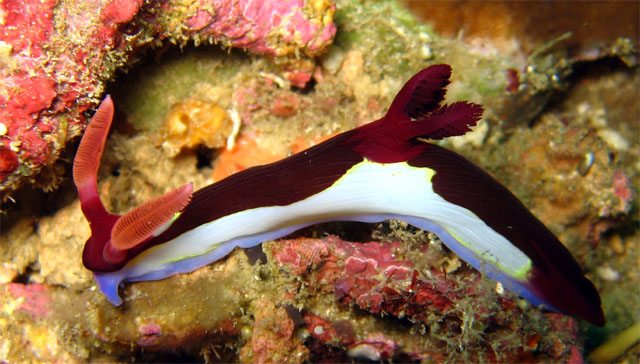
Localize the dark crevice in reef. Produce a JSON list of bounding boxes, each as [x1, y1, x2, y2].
[[12, 262, 38, 285], [195, 146, 215, 170]]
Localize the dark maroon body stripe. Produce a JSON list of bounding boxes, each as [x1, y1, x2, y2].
[[160, 131, 363, 240], [410, 144, 605, 326], [85, 131, 364, 272], [80, 65, 603, 326]]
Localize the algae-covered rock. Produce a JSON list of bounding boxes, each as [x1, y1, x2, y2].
[[0, 0, 637, 362]]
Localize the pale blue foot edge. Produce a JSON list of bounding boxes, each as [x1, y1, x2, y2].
[[93, 213, 559, 313], [401, 215, 560, 312], [94, 271, 126, 306]]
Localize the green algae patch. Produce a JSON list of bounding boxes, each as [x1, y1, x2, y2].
[[334, 0, 438, 79], [111, 47, 248, 132]]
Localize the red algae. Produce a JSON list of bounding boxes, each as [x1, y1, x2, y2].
[[0, 146, 18, 179], [0, 0, 337, 200], [239, 299, 309, 363], [0, 0, 56, 57], [261, 235, 584, 362], [180, 0, 336, 57], [6, 283, 52, 320], [0, 224, 589, 362], [0, 1, 636, 362], [101, 0, 142, 24]]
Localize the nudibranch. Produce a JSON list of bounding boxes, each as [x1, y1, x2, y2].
[[73, 65, 604, 326]]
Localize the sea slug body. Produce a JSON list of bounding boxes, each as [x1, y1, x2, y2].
[[73, 65, 604, 326]]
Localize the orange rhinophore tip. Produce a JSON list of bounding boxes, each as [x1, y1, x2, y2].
[[73, 95, 114, 190], [111, 182, 194, 250]]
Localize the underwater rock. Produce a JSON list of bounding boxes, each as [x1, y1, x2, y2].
[[6, 283, 52, 320], [0, 0, 336, 201], [239, 299, 309, 363], [0, 232, 585, 362], [1, 0, 636, 362], [173, 0, 337, 57], [262, 235, 585, 362]]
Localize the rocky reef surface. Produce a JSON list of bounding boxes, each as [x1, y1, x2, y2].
[[0, 0, 638, 362], [0, 0, 336, 199]]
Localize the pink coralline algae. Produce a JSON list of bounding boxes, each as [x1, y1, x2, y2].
[[272, 236, 466, 322], [137, 321, 163, 346], [102, 0, 143, 24], [266, 236, 585, 362], [0, 0, 58, 183], [180, 0, 336, 56], [6, 283, 52, 320], [0, 146, 19, 180], [0, 0, 56, 57], [240, 299, 309, 363], [612, 170, 633, 208], [0, 0, 336, 200]]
